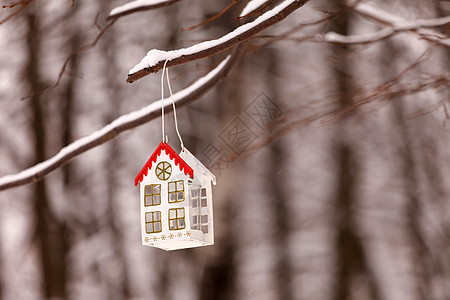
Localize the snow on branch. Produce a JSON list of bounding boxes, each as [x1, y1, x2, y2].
[[126, 0, 310, 83], [317, 3, 450, 47], [0, 47, 243, 191], [353, 2, 450, 48], [107, 0, 181, 20], [239, 0, 270, 18]]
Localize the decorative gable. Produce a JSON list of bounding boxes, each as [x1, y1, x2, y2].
[[135, 142, 194, 186]]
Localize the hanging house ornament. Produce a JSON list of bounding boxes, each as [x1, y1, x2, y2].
[[135, 142, 216, 250], [134, 60, 216, 251]]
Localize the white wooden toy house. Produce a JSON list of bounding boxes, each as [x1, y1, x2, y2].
[[135, 142, 216, 251]]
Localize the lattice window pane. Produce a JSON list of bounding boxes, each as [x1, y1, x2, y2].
[[169, 220, 177, 230], [146, 213, 153, 222], [177, 181, 184, 190], [145, 185, 152, 195], [153, 185, 160, 194], [177, 208, 184, 217], [177, 192, 184, 201], [201, 215, 208, 224]]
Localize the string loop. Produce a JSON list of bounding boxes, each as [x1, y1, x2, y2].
[[160, 60, 184, 150]]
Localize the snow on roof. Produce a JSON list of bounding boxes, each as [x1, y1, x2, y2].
[[135, 141, 194, 186]]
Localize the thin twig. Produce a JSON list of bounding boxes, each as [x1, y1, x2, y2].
[[321, 47, 435, 123], [181, 0, 240, 31], [22, 18, 117, 100], [0, 0, 34, 25]]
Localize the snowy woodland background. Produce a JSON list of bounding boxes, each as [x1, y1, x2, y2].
[[0, 0, 450, 299]]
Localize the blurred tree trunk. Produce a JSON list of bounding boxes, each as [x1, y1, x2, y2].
[[99, 0, 132, 296], [26, 11, 68, 300], [329, 2, 380, 299], [264, 47, 293, 300], [61, 33, 79, 186], [198, 73, 238, 300], [199, 201, 236, 300], [383, 39, 434, 300], [430, 4, 450, 297], [198, 7, 240, 300]]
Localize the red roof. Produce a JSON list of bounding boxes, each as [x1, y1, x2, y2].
[[135, 142, 194, 186]]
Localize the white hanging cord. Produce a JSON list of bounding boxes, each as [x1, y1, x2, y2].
[[165, 64, 185, 151], [160, 60, 169, 143]]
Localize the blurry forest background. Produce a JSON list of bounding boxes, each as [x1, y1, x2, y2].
[[0, 0, 449, 299]]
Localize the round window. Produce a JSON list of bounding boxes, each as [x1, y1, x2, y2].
[[155, 161, 172, 181]]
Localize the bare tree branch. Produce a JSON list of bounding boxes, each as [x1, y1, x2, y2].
[[0, 0, 35, 25], [107, 0, 181, 20], [126, 0, 311, 83], [0, 46, 243, 191], [317, 3, 450, 47]]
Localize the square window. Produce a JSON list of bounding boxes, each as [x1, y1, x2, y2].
[[168, 181, 184, 203], [201, 215, 208, 224], [145, 184, 161, 206], [168, 208, 186, 230], [201, 198, 207, 207], [145, 211, 162, 233]]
